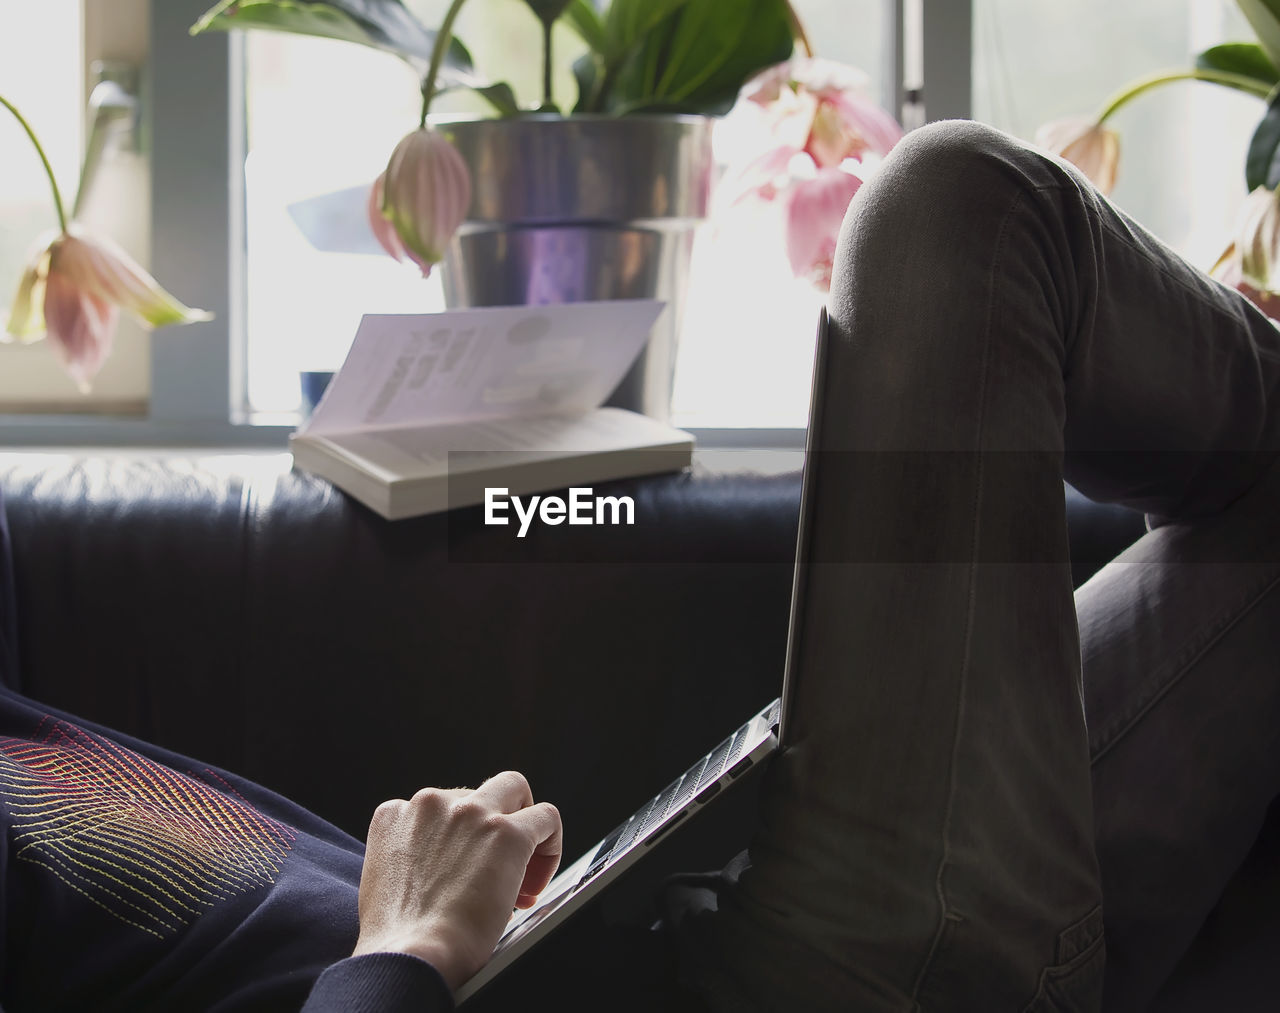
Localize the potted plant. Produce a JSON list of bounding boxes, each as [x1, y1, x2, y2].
[[192, 0, 803, 418], [1036, 0, 1280, 319]]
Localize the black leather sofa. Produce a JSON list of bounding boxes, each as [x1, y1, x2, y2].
[[0, 452, 1273, 1009]]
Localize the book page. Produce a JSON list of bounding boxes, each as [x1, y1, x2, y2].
[[302, 301, 665, 436]]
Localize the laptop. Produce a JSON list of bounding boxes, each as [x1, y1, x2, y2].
[[455, 305, 834, 1004]]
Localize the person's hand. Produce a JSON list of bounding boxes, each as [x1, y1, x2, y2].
[[351, 770, 563, 991]]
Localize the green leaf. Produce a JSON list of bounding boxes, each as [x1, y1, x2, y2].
[[192, 0, 458, 66], [1247, 89, 1280, 189], [678, 0, 795, 110], [471, 81, 521, 117], [1196, 42, 1279, 87], [1237, 0, 1280, 75], [604, 11, 679, 113], [194, 2, 518, 113], [602, 0, 689, 60], [609, 0, 794, 115], [575, 0, 693, 112], [653, 0, 749, 101], [570, 51, 602, 113], [521, 0, 573, 25], [425, 61, 522, 114], [562, 0, 607, 53], [194, 1, 395, 50]]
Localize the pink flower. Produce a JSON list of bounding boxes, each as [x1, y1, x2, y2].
[[785, 168, 864, 290], [715, 58, 900, 292], [723, 144, 803, 206], [1236, 185, 1280, 294], [367, 173, 407, 262], [1034, 116, 1121, 196], [3, 227, 212, 392], [1210, 239, 1280, 321], [369, 127, 472, 278], [742, 58, 903, 167], [1210, 187, 1280, 321], [720, 59, 902, 209]]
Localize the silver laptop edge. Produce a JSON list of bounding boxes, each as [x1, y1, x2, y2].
[[779, 304, 831, 747], [455, 306, 833, 1005]]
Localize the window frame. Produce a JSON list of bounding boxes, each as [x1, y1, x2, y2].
[[0, 0, 973, 449], [0, 0, 272, 447]]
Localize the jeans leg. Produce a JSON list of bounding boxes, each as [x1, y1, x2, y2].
[[666, 121, 1280, 1012], [1075, 470, 1280, 1011]]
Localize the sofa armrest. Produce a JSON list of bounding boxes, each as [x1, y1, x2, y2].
[[0, 453, 1145, 854], [0, 453, 799, 853]]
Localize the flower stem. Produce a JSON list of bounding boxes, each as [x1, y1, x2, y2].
[[540, 18, 555, 112], [784, 2, 814, 59], [0, 92, 67, 232], [1096, 68, 1272, 124], [421, 0, 471, 128]]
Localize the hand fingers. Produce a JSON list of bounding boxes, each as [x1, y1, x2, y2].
[[507, 800, 563, 859], [471, 770, 535, 812], [506, 801, 563, 904], [516, 853, 562, 909], [404, 774, 561, 905]]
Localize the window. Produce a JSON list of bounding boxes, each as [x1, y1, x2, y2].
[[2, 0, 250, 444], [0, 0, 96, 412], [0, 0, 1267, 444], [974, 0, 1257, 267], [240, 0, 887, 431], [672, 0, 888, 430], [241, 0, 593, 420], [0, 0, 164, 435]]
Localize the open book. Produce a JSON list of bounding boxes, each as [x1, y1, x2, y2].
[[289, 301, 695, 521]]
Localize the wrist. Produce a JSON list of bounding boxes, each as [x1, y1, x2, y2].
[[352, 927, 468, 991]]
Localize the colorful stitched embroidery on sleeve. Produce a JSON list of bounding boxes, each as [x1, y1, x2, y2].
[[0, 717, 296, 938]]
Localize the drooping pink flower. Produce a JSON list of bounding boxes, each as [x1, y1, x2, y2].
[[785, 168, 864, 290], [370, 127, 472, 278], [1236, 184, 1280, 294], [742, 57, 904, 167], [1210, 239, 1280, 321], [3, 227, 212, 392], [723, 144, 803, 206], [715, 57, 900, 292], [367, 173, 407, 261], [1034, 116, 1121, 196], [1204, 186, 1280, 323], [3, 236, 53, 344]]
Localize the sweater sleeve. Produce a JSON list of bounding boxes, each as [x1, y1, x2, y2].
[[301, 954, 455, 1013]]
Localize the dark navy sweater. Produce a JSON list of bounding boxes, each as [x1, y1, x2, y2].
[[0, 489, 452, 1011]]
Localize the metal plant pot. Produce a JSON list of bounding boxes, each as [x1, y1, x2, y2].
[[436, 115, 715, 422]]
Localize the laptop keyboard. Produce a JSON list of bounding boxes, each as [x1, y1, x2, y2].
[[577, 699, 781, 889]]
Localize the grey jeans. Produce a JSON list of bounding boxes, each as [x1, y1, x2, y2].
[[664, 121, 1280, 1011]]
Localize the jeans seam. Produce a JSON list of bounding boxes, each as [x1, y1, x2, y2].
[[1090, 562, 1280, 764], [908, 185, 1030, 1003], [1023, 177, 1273, 360], [1092, 218, 1280, 361]]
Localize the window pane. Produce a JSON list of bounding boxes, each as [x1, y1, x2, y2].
[[242, 0, 885, 427], [672, 0, 886, 430], [974, 0, 1258, 267], [243, 0, 588, 417], [244, 30, 429, 417], [0, 0, 84, 408]]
